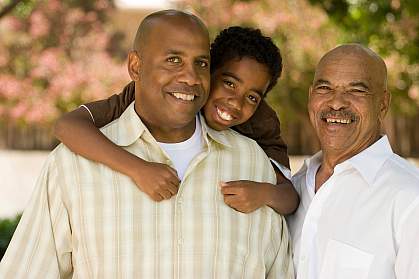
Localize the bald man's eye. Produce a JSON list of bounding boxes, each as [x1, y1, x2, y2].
[[167, 56, 181, 64], [196, 60, 209, 68]]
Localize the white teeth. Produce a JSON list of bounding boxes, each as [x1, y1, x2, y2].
[[326, 118, 351, 124], [217, 108, 233, 121], [172, 92, 195, 101]]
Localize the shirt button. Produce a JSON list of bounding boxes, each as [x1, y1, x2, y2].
[[178, 198, 183, 204], [178, 238, 183, 246]]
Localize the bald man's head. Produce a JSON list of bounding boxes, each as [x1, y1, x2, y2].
[[308, 43, 391, 161], [316, 44, 388, 92], [133, 10, 208, 52]]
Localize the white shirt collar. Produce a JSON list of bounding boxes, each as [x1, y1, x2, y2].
[[345, 135, 393, 185], [304, 136, 394, 188]]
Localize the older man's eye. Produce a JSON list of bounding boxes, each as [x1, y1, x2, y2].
[[315, 86, 331, 93], [167, 57, 181, 64], [349, 88, 368, 94]]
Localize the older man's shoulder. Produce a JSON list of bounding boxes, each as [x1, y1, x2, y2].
[[384, 154, 419, 186], [379, 154, 419, 205]]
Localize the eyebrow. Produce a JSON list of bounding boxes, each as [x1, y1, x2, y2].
[[165, 49, 209, 60], [314, 79, 370, 90], [222, 72, 264, 97]]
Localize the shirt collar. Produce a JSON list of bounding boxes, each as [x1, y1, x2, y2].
[[104, 102, 232, 148], [303, 136, 394, 187], [344, 135, 393, 185], [198, 114, 233, 148]]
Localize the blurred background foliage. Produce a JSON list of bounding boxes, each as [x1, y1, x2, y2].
[[0, 214, 20, 261], [0, 0, 418, 155]]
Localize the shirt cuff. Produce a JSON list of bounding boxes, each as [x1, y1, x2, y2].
[[79, 104, 95, 124], [270, 158, 292, 180]]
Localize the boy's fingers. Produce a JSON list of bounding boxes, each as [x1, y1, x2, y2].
[[166, 183, 178, 195], [159, 189, 172, 200]]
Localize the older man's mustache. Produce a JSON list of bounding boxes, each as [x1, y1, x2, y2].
[[320, 110, 358, 122]]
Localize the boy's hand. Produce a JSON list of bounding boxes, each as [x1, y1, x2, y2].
[[220, 181, 271, 213], [129, 160, 180, 202]]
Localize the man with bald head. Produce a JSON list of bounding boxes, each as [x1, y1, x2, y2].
[[287, 44, 419, 278], [0, 10, 293, 278]]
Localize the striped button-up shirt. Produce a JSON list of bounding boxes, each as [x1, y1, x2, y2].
[[0, 103, 294, 278]]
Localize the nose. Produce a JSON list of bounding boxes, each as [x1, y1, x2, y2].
[[328, 90, 349, 110], [226, 94, 243, 112], [177, 64, 201, 86]]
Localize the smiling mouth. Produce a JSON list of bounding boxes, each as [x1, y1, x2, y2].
[[216, 107, 235, 121], [170, 92, 195, 101], [324, 118, 353, 124]]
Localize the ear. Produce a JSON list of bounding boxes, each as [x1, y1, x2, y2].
[[379, 89, 391, 122], [128, 50, 141, 81]]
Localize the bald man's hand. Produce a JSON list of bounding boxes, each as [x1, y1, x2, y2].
[[128, 159, 180, 202]]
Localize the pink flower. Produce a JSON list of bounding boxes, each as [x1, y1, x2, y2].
[[29, 10, 50, 38]]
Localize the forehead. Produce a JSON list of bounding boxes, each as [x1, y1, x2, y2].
[[315, 54, 374, 86], [144, 17, 209, 56]]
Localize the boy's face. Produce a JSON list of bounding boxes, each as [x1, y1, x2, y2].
[[203, 57, 271, 131]]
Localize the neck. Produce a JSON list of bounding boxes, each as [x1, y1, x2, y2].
[[146, 118, 196, 143]]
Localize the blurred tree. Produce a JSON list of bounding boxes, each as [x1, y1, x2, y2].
[[0, 0, 128, 127], [0, 0, 24, 19]]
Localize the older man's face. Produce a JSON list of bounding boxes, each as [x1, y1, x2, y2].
[[308, 51, 388, 156], [132, 16, 210, 138]]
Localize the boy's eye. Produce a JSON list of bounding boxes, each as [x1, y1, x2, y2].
[[247, 94, 260, 104], [167, 57, 181, 64], [223, 80, 235, 88]]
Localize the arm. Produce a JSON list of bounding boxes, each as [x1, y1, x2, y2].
[[0, 156, 72, 278], [54, 82, 180, 201]]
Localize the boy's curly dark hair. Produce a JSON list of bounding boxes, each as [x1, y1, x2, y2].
[[210, 26, 282, 95]]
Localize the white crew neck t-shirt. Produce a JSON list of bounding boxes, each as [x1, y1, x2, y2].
[[157, 116, 204, 180]]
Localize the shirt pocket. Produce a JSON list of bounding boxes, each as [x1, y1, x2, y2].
[[319, 239, 374, 279]]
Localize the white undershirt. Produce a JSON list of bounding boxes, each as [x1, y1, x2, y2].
[[157, 116, 204, 180]]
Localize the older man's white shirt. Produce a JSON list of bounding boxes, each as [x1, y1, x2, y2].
[[287, 136, 419, 279]]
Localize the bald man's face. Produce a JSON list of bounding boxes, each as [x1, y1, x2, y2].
[[131, 16, 210, 139], [308, 50, 389, 158]]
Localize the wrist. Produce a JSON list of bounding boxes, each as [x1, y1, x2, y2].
[[260, 182, 277, 207]]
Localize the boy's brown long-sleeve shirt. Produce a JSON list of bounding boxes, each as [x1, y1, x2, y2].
[[85, 81, 290, 168]]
